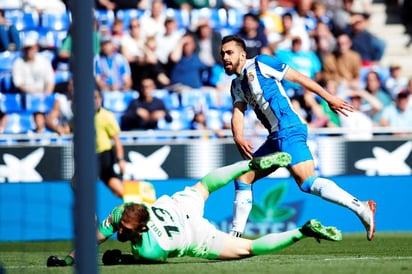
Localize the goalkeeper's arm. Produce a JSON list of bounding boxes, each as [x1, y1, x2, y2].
[[102, 249, 162, 265]]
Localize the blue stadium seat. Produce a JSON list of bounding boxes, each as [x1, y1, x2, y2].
[[0, 51, 20, 71], [165, 8, 190, 30], [22, 28, 67, 50], [180, 89, 207, 110], [0, 93, 23, 113], [206, 108, 231, 130], [190, 8, 227, 30], [152, 89, 180, 109], [95, 9, 115, 29], [157, 108, 193, 131], [4, 10, 40, 31], [24, 94, 55, 113], [226, 9, 243, 31], [102, 90, 138, 113], [54, 70, 71, 84], [40, 11, 71, 31], [3, 112, 34, 134], [116, 9, 145, 30], [204, 89, 232, 110], [0, 72, 14, 93]]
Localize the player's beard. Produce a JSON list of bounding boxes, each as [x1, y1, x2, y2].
[[224, 58, 241, 76]]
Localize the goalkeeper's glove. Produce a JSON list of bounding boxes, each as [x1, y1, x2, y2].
[[102, 249, 135, 265], [46, 255, 74, 267]]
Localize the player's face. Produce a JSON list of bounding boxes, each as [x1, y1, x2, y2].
[[220, 41, 246, 76], [117, 220, 147, 242], [94, 90, 102, 112]]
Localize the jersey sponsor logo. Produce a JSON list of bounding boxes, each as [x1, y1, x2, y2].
[[248, 72, 254, 82]]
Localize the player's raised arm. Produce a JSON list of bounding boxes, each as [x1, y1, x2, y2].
[[284, 67, 354, 116]]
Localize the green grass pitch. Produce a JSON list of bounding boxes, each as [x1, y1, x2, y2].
[[1, 233, 411, 274]]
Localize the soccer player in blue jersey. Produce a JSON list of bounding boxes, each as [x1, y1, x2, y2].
[[47, 152, 342, 266], [220, 35, 376, 241]]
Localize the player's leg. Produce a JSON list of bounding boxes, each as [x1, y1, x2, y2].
[[282, 128, 376, 241], [197, 152, 291, 200], [230, 141, 282, 237], [106, 177, 124, 198], [217, 219, 341, 259], [99, 150, 124, 198], [291, 161, 376, 241]]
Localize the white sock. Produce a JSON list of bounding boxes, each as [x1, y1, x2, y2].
[[310, 178, 365, 215], [231, 189, 253, 234]]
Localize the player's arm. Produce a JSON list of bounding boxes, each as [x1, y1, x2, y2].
[[112, 133, 126, 174], [232, 102, 254, 159], [284, 67, 353, 116]]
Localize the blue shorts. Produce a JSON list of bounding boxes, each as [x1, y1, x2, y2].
[[253, 125, 313, 167]]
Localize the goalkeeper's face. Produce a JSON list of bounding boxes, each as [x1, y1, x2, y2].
[[117, 220, 148, 242]]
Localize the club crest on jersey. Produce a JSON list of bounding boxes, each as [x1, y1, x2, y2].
[[248, 72, 254, 82]]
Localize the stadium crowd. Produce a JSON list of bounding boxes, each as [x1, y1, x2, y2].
[[0, 0, 411, 138]]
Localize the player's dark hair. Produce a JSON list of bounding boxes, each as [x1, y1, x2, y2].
[[221, 35, 246, 52], [121, 203, 150, 229]]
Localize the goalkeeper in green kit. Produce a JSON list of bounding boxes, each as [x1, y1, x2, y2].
[[47, 152, 342, 266]]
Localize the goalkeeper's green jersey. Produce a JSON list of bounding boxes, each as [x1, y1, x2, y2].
[[99, 187, 225, 262]]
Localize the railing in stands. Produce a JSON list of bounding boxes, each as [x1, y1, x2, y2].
[[0, 127, 411, 144]]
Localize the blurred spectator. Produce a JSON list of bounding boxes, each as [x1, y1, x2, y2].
[[58, 19, 101, 62], [288, 0, 314, 51], [275, 37, 322, 98], [363, 70, 392, 124], [291, 88, 329, 128], [192, 18, 222, 87], [165, 0, 223, 9], [169, 32, 208, 90], [293, 0, 317, 34], [0, 9, 20, 52], [339, 89, 375, 139], [95, 0, 148, 11], [110, 18, 125, 51], [121, 77, 172, 130], [350, 0, 372, 15], [331, 0, 355, 35], [0, 108, 6, 133], [222, 0, 259, 13], [120, 18, 146, 91], [190, 111, 225, 139], [404, 77, 412, 110], [311, 1, 333, 29], [12, 37, 55, 133], [311, 21, 336, 61], [46, 81, 73, 135], [322, 32, 362, 89], [258, 0, 283, 44], [319, 79, 341, 127], [94, 35, 132, 91], [270, 12, 309, 52], [192, 18, 222, 67], [140, 0, 166, 39], [384, 62, 408, 99], [156, 17, 185, 75], [141, 36, 170, 88], [379, 90, 412, 134], [23, 0, 67, 13], [237, 12, 271, 58], [347, 13, 386, 66]]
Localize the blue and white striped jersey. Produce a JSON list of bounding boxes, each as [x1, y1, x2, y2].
[[230, 54, 306, 134]]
